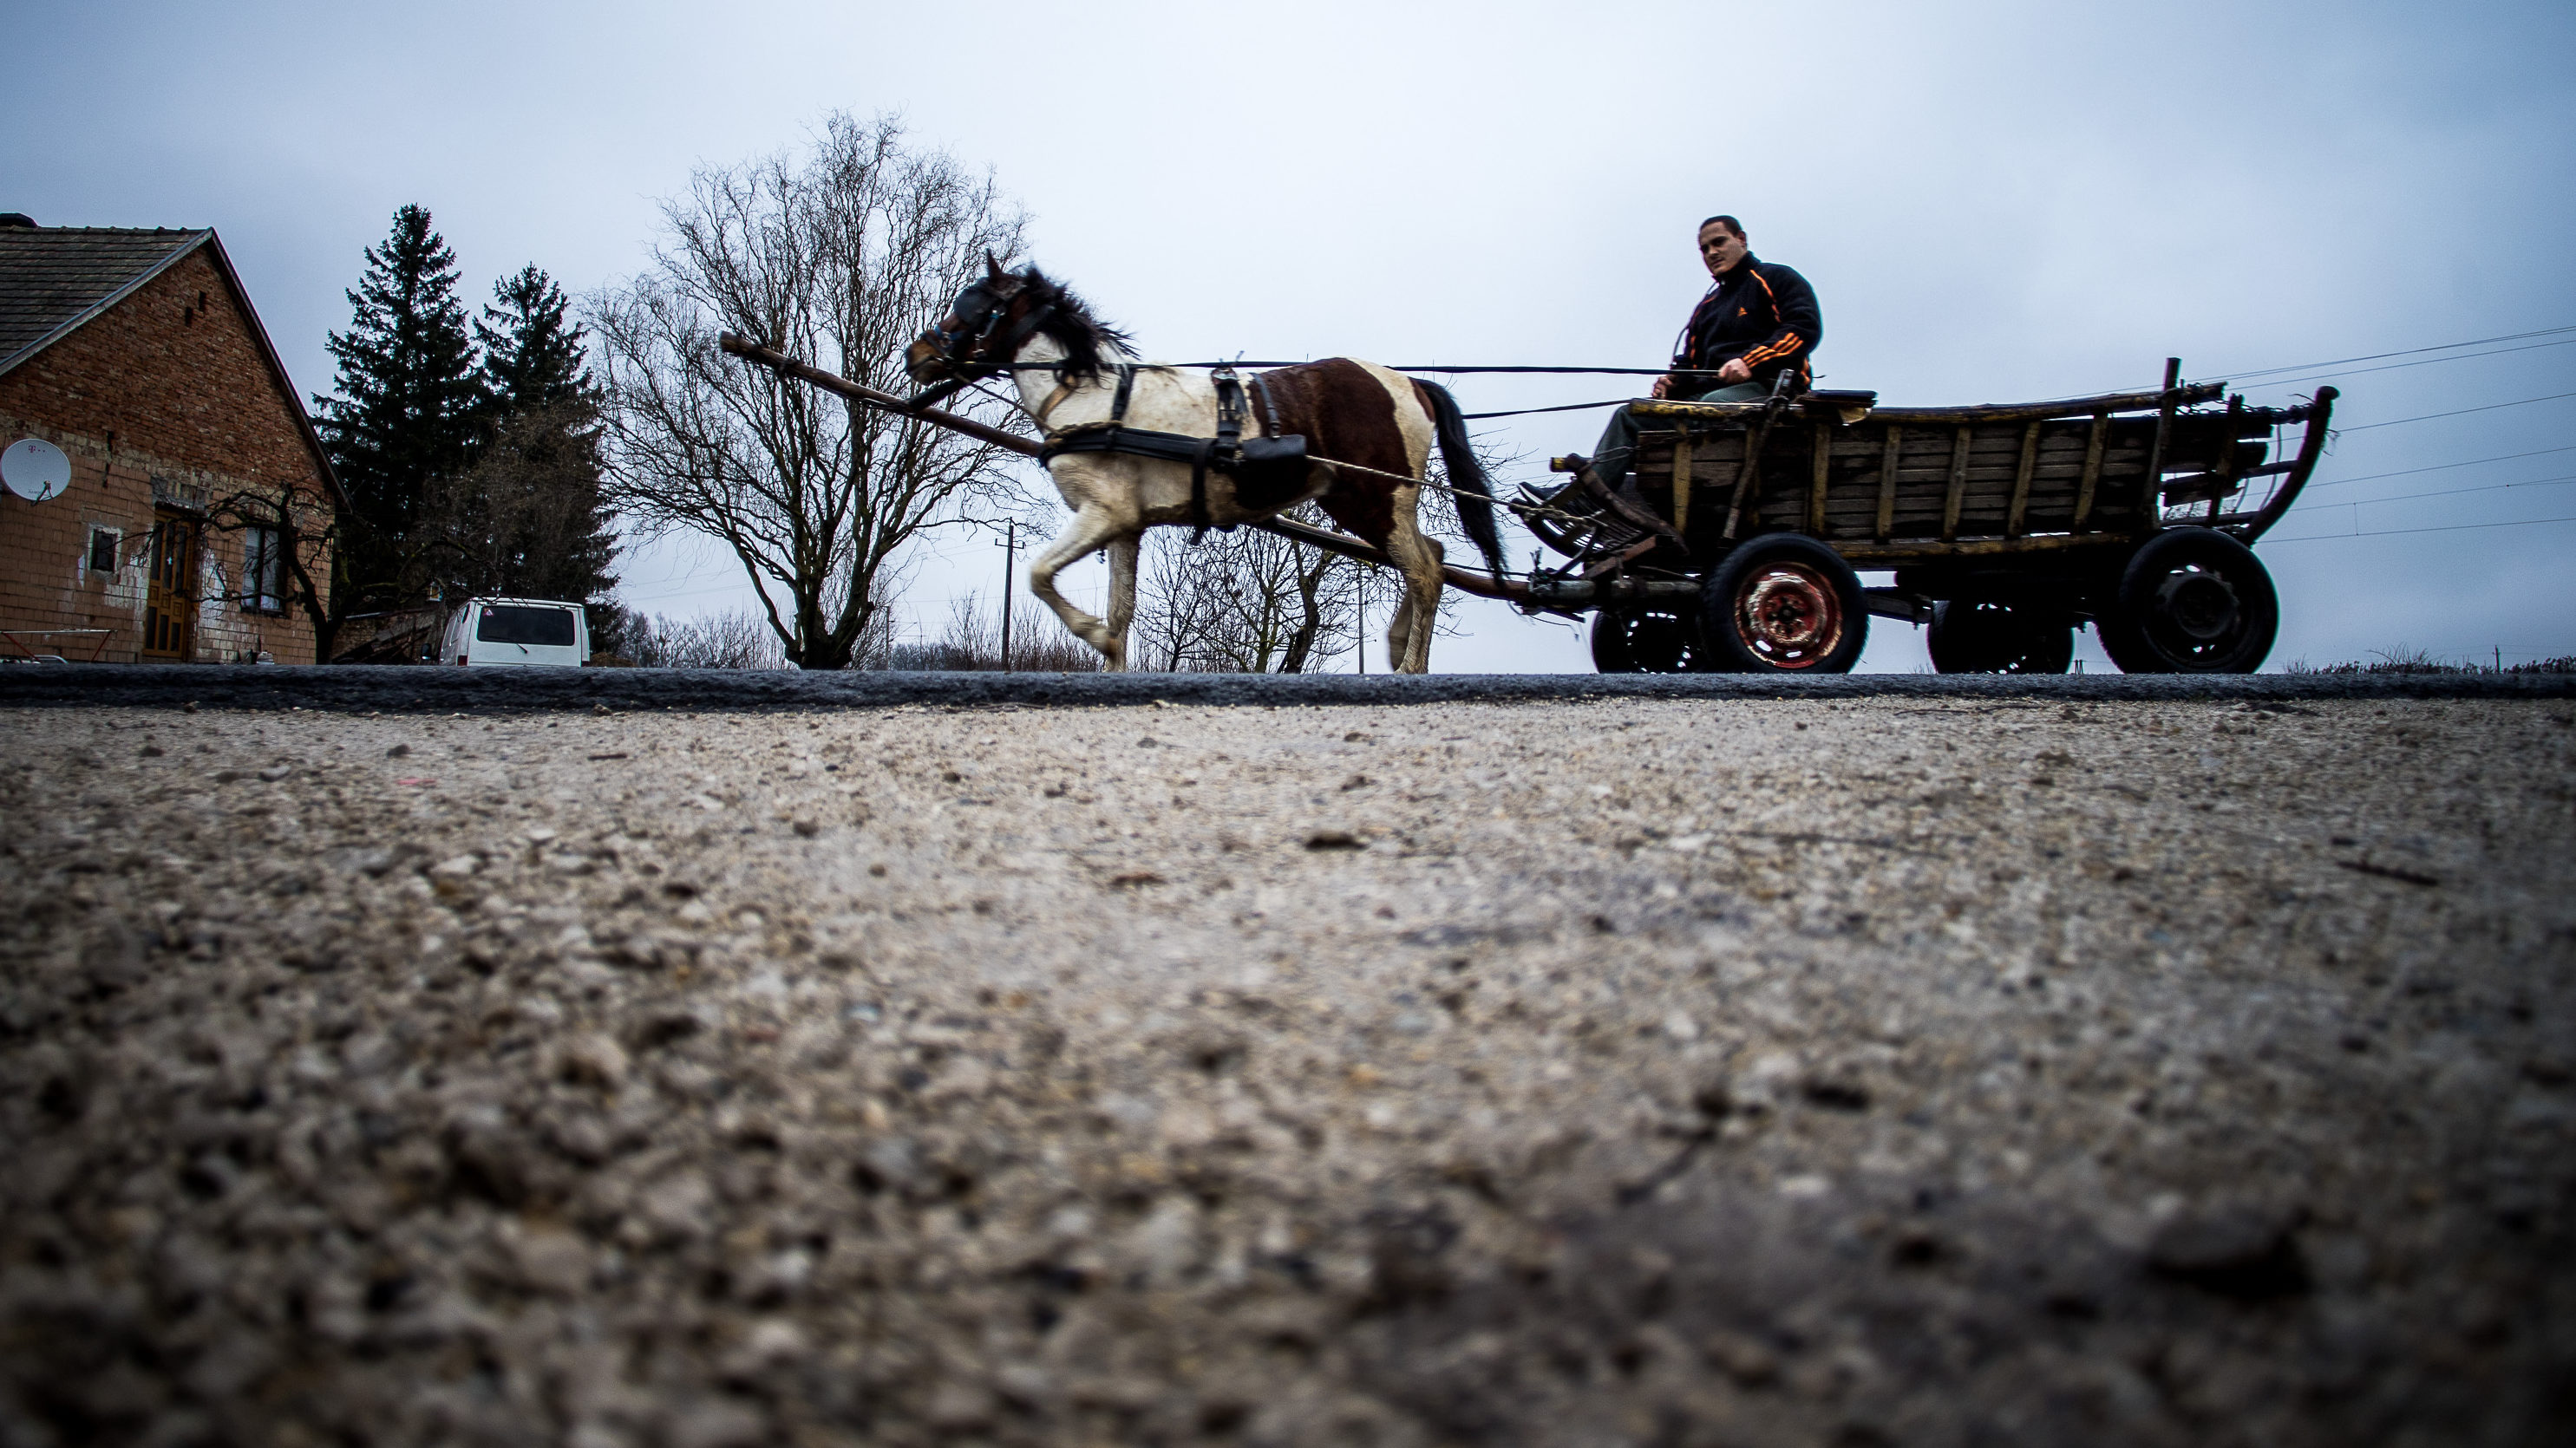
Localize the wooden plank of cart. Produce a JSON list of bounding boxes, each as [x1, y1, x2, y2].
[[1517, 364, 2338, 675]]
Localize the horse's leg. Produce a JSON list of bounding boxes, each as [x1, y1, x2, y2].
[[1029, 503, 1134, 670], [1102, 535, 1139, 673], [1385, 586, 1418, 675], [1377, 485, 1448, 674]]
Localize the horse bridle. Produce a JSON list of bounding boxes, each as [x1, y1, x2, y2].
[[910, 279, 1059, 408]]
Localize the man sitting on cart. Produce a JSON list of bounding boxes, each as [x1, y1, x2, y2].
[[1573, 214, 1822, 495]]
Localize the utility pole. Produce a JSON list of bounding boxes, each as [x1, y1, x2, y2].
[[1354, 569, 1366, 675], [993, 519, 1017, 672]]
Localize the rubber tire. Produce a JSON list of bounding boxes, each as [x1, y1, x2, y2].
[[2097, 527, 2279, 674], [1591, 610, 1702, 674], [1697, 533, 1868, 674], [1926, 600, 2075, 675]]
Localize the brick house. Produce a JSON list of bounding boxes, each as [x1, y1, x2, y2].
[[0, 214, 342, 663]]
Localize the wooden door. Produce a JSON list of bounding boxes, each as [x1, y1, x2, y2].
[[141, 512, 198, 661]]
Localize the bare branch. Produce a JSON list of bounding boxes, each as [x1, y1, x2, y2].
[[591, 113, 1033, 669]]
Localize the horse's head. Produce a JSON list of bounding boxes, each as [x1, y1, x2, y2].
[[907, 256, 1043, 385], [906, 258, 1128, 387]]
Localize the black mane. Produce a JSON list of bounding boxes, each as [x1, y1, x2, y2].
[[1017, 267, 1131, 385]]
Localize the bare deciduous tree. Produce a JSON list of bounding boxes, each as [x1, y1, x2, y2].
[[199, 474, 348, 662], [592, 114, 1030, 669], [610, 609, 793, 669], [1119, 427, 1518, 674], [1131, 504, 1365, 673], [1125, 463, 1500, 674], [923, 589, 1102, 672]]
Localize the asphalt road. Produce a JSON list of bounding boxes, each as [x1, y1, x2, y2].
[[3, 685, 2571, 1446], [2, 662, 2572, 714]]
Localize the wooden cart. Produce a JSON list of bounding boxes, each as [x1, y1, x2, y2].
[[1516, 366, 2337, 674]]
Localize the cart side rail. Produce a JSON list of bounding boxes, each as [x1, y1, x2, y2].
[[2200, 386, 2337, 543], [1629, 380, 2226, 428], [1612, 384, 2327, 569]]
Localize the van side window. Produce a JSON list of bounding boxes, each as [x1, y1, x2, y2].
[[476, 605, 579, 647]]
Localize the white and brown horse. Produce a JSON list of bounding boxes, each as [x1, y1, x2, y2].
[[906, 262, 1505, 672]]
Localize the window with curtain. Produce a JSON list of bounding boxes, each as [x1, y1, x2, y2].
[[244, 525, 284, 613]]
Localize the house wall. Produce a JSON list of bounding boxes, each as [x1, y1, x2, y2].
[[0, 246, 333, 663]]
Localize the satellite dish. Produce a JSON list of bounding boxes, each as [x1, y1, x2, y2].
[[2, 438, 71, 502]]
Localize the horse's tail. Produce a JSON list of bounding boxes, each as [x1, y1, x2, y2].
[[1413, 379, 1509, 580]]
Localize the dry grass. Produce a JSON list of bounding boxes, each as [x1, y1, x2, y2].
[[2283, 647, 2576, 675]]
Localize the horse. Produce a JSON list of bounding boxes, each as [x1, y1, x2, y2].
[[906, 259, 1506, 673]]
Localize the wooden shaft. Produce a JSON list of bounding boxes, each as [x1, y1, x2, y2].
[[1248, 516, 1527, 602], [718, 334, 1043, 459], [2004, 419, 2043, 538]]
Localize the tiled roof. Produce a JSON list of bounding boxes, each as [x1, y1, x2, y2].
[[0, 225, 210, 376], [0, 222, 344, 505]]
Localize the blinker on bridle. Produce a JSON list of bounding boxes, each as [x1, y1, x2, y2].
[[907, 282, 1058, 409]]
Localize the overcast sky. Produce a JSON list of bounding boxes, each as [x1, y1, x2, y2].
[[10, 0, 2573, 671]]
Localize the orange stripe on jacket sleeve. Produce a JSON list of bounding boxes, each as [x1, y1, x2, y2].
[[1741, 332, 1804, 368]]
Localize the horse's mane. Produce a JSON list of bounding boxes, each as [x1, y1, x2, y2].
[[1018, 267, 1132, 384]]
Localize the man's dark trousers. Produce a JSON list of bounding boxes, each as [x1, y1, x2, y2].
[[1584, 382, 1766, 490]]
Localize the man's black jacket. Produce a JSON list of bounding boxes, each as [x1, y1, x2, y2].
[[1670, 254, 1821, 394]]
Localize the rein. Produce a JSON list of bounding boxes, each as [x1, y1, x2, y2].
[[935, 360, 1762, 376]]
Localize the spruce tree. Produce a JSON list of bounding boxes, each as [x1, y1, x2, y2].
[[312, 205, 483, 607], [446, 265, 618, 614], [476, 265, 592, 413]]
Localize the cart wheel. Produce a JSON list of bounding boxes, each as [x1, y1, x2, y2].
[[1926, 601, 2074, 674], [2098, 527, 2278, 674], [1591, 610, 1702, 674], [1697, 534, 1868, 673]]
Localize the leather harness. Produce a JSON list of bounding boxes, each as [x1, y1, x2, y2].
[[1039, 364, 1310, 539], [932, 289, 1313, 539]]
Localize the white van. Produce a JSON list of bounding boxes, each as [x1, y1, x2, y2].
[[437, 597, 590, 668]]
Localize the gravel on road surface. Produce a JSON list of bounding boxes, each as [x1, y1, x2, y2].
[[3, 662, 2573, 715], [3, 695, 2572, 1447]]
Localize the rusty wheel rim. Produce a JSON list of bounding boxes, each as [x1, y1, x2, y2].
[[1732, 563, 1846, 669]]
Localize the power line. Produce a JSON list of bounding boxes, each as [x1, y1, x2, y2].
[[2264, 514, 2576, 544], [2217, 323, 2576, 382], [2338, 390, 2576, 432], [2304, 443, 2576, 492], [2236, 336, 2576, 390], [2305, 474, 2576, 508]]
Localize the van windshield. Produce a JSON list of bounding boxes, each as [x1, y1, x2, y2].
[[476, 605, 579, 647]]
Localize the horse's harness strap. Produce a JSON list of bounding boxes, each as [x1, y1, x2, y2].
[[1248, 374, 1284, 440], [1039, 365, 1311, 537], [1110, 364, 1137, 423], [1193, 366, 1249, 538]]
